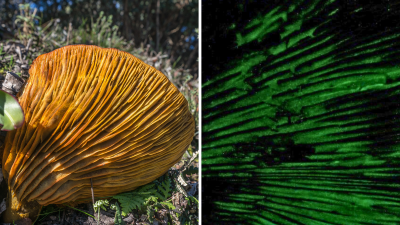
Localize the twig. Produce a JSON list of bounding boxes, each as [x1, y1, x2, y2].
[[90, 178, 95, 206], [31, 8, 37, 20], [91, 178, 98, 224], [182, 151, 198, 171], [16, 46, 22, 62], [24, 38, 32, 60], [168, 26, 181, 35], [51, 39, 62, 47]]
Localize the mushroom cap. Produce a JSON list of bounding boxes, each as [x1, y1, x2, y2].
[[1, 45, 195, 206]]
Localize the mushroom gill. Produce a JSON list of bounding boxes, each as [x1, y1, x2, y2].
[[0, 45, 195, 222]]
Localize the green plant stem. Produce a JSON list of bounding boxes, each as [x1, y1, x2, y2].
[[63, 204, 95, 218]]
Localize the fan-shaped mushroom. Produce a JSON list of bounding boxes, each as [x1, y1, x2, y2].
[[0, 45, 195, 222]]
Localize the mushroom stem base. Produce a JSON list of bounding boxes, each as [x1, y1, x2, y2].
[[0, 188, 42, 223]]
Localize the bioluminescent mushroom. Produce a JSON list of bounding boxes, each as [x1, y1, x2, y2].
[[1, 45, 195, 222], [203, 0, 400, 224]]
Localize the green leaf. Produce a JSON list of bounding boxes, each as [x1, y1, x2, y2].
[[147, 206, 154, 223], [0, 90, 24, 131], [145, 196, 159, 206], [113, 183, 156, 213], [93, 199, 109, 213], [113, 202, 126, 225], [113, 174, 172, 215], [160, 201, 176, 210], [185, 196, 198, 205], [155, 175, 172, 201]]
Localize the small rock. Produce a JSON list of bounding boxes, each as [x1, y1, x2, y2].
[[123, 213, 135, 224], [2, 71, 25, 95], [50, 215, 57, 220], [187, 182, 197, 196], [25, 39, 32, 50]]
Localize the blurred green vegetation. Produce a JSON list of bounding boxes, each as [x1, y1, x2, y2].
[[0, 0, 198, 71]]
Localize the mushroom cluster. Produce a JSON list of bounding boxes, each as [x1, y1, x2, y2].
[[1, 45, 195, 222]]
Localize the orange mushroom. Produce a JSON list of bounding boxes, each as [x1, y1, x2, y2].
[[0, 45, 195, 222]]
